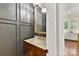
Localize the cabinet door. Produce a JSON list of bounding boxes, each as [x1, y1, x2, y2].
[[33, 46, 46, 56], [24, 42, 46, 56], [24, 42, 34, 56]]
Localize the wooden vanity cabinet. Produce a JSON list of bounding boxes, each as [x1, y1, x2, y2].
[[24, 41, 46, 56]]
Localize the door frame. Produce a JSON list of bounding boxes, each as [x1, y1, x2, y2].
[[46, 3, 64, 56]]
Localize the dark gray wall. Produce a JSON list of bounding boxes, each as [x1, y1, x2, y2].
[[0, 3, 34, 56]]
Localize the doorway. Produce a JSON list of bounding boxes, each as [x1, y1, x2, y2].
[[63, 3, 79, 56]]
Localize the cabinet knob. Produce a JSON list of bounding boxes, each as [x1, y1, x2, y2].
[[45, 49, 48, 53]]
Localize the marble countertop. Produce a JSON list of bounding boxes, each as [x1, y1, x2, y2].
[[24, 37, 46, 50], [74, 31, 79, 34]]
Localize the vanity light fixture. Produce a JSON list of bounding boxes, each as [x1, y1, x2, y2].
[[67, 11, 71, 15], [33, 3, 41, 7], [42, 8, 46, 13]]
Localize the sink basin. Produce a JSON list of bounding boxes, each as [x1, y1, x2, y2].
[[30, 38, 46, 45], [24, 37, 46, 50]]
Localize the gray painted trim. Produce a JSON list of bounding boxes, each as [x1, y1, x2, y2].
[[19, 24, 21, 55], [0, 21, 17, 25], [19, 3, 32, 24], [56, 3, 59, 56], [15, 3, 18, 22], [0, 22, 17, 55], [19, 23, 31, 26], [0, 3, 17, 22], [19, 22, 31, 26]]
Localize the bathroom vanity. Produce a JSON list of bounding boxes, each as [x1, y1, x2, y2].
[[24, 37, 47, 56]]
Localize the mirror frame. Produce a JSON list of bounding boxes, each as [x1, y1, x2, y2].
[[33, 5, 46, 37]]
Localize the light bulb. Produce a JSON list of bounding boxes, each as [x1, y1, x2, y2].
[[42, 8, 46, 13], [67, 11, 71, 14]]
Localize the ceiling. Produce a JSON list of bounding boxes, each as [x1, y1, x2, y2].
[[64, 3, 79, 17]]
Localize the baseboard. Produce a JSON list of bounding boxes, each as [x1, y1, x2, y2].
[[65, 39, 78, 42]]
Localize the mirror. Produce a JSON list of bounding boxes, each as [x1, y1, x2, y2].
[[34, 4, 46, 36]]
